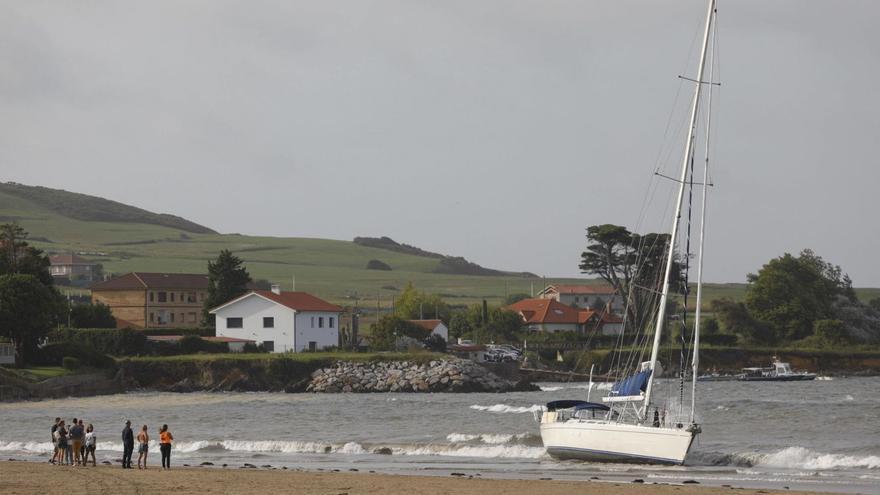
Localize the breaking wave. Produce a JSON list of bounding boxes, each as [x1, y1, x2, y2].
[[756, 447, 880, 470], [469, 404, 542, 414], [0, 438, 545, 460], [693, 447, 880, 471]]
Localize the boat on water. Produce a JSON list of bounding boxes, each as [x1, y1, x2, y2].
[[539, 0, 719, 466], [737, 359, 817, 381]]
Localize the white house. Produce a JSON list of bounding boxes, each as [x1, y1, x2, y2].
[[538, 284, 622, 312], [408, 319, 449, 341], [209, 286, 343, 353]]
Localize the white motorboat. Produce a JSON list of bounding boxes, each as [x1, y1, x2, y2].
[[737, 359, 817, 381], [539, 0, 719, 465]]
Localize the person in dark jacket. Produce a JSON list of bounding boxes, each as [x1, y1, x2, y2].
[[121, 420, 134, 469]]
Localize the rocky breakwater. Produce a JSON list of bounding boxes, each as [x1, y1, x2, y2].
[[307, 358, 536, 393]]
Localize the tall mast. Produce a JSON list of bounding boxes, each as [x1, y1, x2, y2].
[[690, 5, 717, 424], [643, 0, 716, 419]]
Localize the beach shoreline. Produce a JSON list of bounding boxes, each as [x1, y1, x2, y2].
[[1, 459, 831, 495]]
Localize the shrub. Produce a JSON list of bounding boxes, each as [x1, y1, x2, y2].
[[36, 342, 115, 369], [62, 357, 81, 370], [49, 328, 148, 356], [178, 335, 228, 354], [365, 259, 392, 271]]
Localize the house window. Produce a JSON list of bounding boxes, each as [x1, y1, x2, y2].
[[170, 312, 175, 323], [263, 317, 274, 328], [187, 292, 197, 303], [170, 292, 175, 302], [310, 316, 315, 328], [158, 292, 167, 303], [188, 312, 197, 323], [149, 292, 154, 303], [227, 317, 243, 328], [318, 317, 324, 328], [308, 341, 317, 352], [199, 292, 205, 301], [180, 313, 185, 323], [262, 341, 274, 352], [149, 312, 155, 323], [329, 317, 335, 328]]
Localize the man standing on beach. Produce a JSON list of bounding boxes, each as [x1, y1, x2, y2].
[[50, 417, 60, 464], [121, 420, 134, 469], [69, 418, 84, 466]]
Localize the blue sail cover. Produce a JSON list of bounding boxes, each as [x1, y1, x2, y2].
[[611, 370, 652, 397]]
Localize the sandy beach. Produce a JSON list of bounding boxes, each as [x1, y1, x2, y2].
[[1, 460, 829, 495]]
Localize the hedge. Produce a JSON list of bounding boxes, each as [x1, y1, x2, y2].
[[49, 328, 148, 356]]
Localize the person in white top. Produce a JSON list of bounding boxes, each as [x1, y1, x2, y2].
[[84, 424, 97, 467]]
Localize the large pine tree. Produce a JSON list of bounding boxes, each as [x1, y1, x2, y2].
[[202, 250, 251, 325]]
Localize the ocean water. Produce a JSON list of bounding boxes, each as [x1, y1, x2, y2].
[[0, 377, 877, 494]]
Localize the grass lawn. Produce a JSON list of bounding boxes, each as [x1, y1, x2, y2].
[[4, 366, 72, 382], [118, 351, 447, 364]]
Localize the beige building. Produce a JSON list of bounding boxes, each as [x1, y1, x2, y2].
[[90, 272, 209, 328]]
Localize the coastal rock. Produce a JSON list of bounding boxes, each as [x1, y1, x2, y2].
[[306, 358, 535, 393]]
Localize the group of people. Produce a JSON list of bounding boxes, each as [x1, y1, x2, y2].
[[50, 418, 174, 470], [50, 417, 96, 466], [121, 420, 174, 469]]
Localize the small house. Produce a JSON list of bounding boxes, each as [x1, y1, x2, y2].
[[209, 286, 342, 353], [408, 319, 449, 341]]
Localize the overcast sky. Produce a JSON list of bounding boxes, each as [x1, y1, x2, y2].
[[2, 1, 878, 285]]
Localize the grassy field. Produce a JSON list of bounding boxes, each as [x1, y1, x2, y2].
[[2, 366, 72, 382], [3, 185, 878, 308]]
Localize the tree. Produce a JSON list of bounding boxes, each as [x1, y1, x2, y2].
[[710, 298, 773, 344], [0, 223, 53, 286], [812, 319, 848, 347], [579, 224, 683, 333], [369, 315, 429, 351], [448, 312, 471, 341], [503, 293, 530, 305], [70, 302, 116, 328], [869, 298, 880, 313], [203, 250, 252, 324], [744, 250, 848, 341], [0, 274, 61, 366], [393, 283, 449, 321]]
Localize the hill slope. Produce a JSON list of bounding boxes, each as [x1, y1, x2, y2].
[[0, 183, 568, 305], [0, 182, 216, 234], [2, 182, 877, 308]]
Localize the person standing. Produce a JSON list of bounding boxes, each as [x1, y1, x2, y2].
[[50, 417, 60, 464], [136, 424, 149, 469], [159, 424, 173, 470], [79, 419, 86, 462], [69, 418, 84, 466], [56, 420, 68, 466], [65, 419, 76, 465], [121, 421, 134, 469], [84, 424, 97, 467]]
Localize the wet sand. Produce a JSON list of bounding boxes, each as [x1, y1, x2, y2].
[[1, 460, 826, 495]]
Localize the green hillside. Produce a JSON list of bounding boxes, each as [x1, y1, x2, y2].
[[2, 182, 877, 308]]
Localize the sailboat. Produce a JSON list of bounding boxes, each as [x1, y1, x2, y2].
[[539, 0, 718, 465]]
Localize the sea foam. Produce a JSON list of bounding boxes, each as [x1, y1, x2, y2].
[[469, 404, 543, 414]]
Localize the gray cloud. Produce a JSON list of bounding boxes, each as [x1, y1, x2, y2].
[[2, 0, 878, 285]]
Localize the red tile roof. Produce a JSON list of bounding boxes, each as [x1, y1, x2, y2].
[[542, 284, 617, 296], [409, 319, 444, 331], [49, 254, 94, 266], [253, 290, 343, 312], [90, 272, 209, 291], [506, 298, 584, 324]]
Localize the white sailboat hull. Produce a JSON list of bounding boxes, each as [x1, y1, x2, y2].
[[540, 420, 697, 465]]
